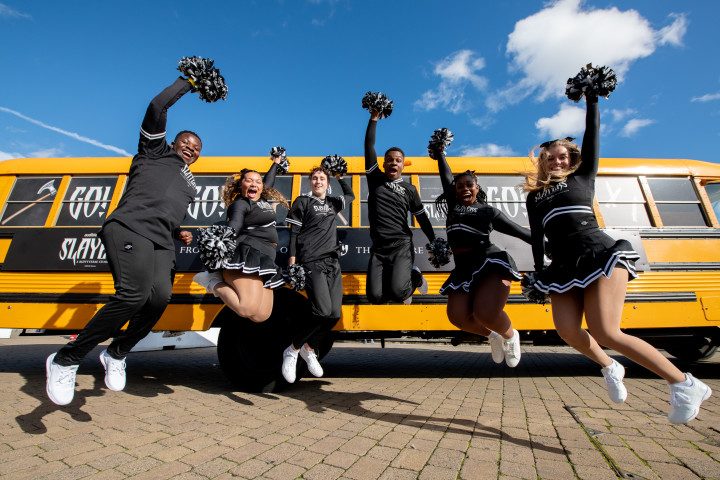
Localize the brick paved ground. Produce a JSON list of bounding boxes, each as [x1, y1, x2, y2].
[[0, 336, 718, 479]]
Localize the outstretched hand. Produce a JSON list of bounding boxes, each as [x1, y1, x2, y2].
[[370, 110, 380, 121]]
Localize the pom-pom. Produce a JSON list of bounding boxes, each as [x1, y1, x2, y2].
[[521, 272, 550, 305], [284, 264, 307, 291], [361, 91, 394, 119], [197, 225, 236, 270], [321, 154, 348, 177], [426, 237, 452, 268], [178, 56, 228, 103], [427, 128, 454, 160], [269, 146, 290, 174], [565, 64, 617, 102]]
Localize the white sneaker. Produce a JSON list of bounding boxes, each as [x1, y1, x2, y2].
[[601, 360, 627, 403], [46, 353, 79, 406], [99, 349, 126, 391], [193, 271, 224, 296], [402, 296, 413, 305], [488, 332, 504, 364], [668, 373, 712, 424], [281, 346, 298, 383], [299, 347, 324, 378], [503, 330, 521, 368], [412, 266, 429, 294]]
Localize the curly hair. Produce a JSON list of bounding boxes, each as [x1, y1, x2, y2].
[[309, 165, 330, 181], [522, 138, 582, 192], [435, 170, 487, 217], [222, 169, 290, 209]]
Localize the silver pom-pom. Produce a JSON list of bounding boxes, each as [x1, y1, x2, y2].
[[361, 91, 394, 119], [178, 56, 228, 103], [565, 64, 617, 102], [428, 128, 454, 160], [270, 147, 290, 175], [197, 225, 236, 270], [321, 154, 348, 177], [426, 237, 452, 268], [521, 272, 550, 305], [284, 264, 307, 291]]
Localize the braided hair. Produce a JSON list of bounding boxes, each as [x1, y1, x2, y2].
[[435, 170, 487, 216], [222, 169, 290, 209]]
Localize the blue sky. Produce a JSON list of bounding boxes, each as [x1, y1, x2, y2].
[[1, 0, 719, 164]]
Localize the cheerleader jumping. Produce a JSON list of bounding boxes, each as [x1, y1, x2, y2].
[[433, 145, 531, 367], [523, 66, 711, 423], [281, 164, 355, 383], [194, 158, 288, 322]]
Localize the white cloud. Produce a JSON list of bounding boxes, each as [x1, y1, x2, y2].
[[608, 108, 637, 122], [691, 93, 720, 102], [535, 103, 586, 139], [415, 50, 488, 114], [0, 150, 21, 161], [30, 147, 64, 158], [0, 3, 31, 19], [620, 118, 654, 137], [490, 0, 688, 110], [0, 106, 132, 156], [459, 144, 517, 157]]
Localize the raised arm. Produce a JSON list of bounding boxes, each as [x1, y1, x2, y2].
[[364, 117, 380, 174], [138, 77, 193, 155], [263, 162, 279, 189], [437, 153, 455, 198], [337, 176, 355, 207], [574, 95, 600, 179]]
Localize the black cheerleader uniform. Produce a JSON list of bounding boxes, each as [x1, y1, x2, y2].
[[436, 154, 531, 295], [222, 164, 285, 289], [526, 97, 639, 294]]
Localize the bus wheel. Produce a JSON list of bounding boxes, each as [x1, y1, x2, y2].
[[216, 288, 311, 392], [665, 336, 718, 362]]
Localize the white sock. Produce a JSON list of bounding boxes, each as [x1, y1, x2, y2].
[[670, 374, 692, 387]]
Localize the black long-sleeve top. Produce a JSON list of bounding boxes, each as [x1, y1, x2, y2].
[[286, 177, 355, 263], [105, 77, 196, 249], [438, 153, 531, 249], [225, 163, 281, 245], [526, 97, 600, 271], [364, 119, 435, 245]]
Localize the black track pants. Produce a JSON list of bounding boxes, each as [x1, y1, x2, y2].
[[366, 238, 415, 304], [291, 257, 342, 350]]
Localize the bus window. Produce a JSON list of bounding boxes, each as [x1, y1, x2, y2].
[[0, 177, 61, 227], [359, 176, 412, 227], [482, 176, 528, 227], [182, 176, 228, 226], [418, 175, 445, 227], [55, 177, 118, 227], [596, 176, 651, 227], [647, 177, 707, 227], [705, 182, 720, 222], [272, 175, 293, 226], [298, 175, 355, 226]]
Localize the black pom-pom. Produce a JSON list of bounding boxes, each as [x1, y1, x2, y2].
[[321, 154, 348, 177], [565, 64, 617, 102], [520, 272, 550, 305], [178, 56, 228, 103], [361, 91, 394, 119], [269, 146, 290, 174], [197, 225, 236, 270], [283, 264, 307, 291], [427, 128, 454, 160], [426, 237, 452, 268]]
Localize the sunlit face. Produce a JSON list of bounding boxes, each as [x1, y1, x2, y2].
[[172, 133, 202, 165], [383, 151, 405, 181], [240, 172, 263, 201], [455, 175, 479, 206], [310, 171, 328, 198], [545, 145, 571, 174]]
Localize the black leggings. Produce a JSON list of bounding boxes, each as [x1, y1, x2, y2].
[[54, 221, 176, 366], [366, 238, 415, 304], [291, 257, 342, 350]]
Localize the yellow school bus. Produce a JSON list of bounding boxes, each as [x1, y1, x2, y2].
[[1, 155, 719, 390]]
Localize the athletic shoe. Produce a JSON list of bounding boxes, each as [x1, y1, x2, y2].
[[99, 349, 126, 391], [281, 346, 298, 383], [299, 347, 324, 378], [412, 266, 429, 294], [402, 296, 413, 305], [668, 373, 712, 424], [488, 332, 504, 364], [503, 329, 521, 368], [601, 359, 627, 403], [192, 271, 224, 296], [46, 353, 79, 406]]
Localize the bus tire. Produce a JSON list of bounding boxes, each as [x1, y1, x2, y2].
[[665, 336, 718, 362], [216, 288, 312, 392]]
